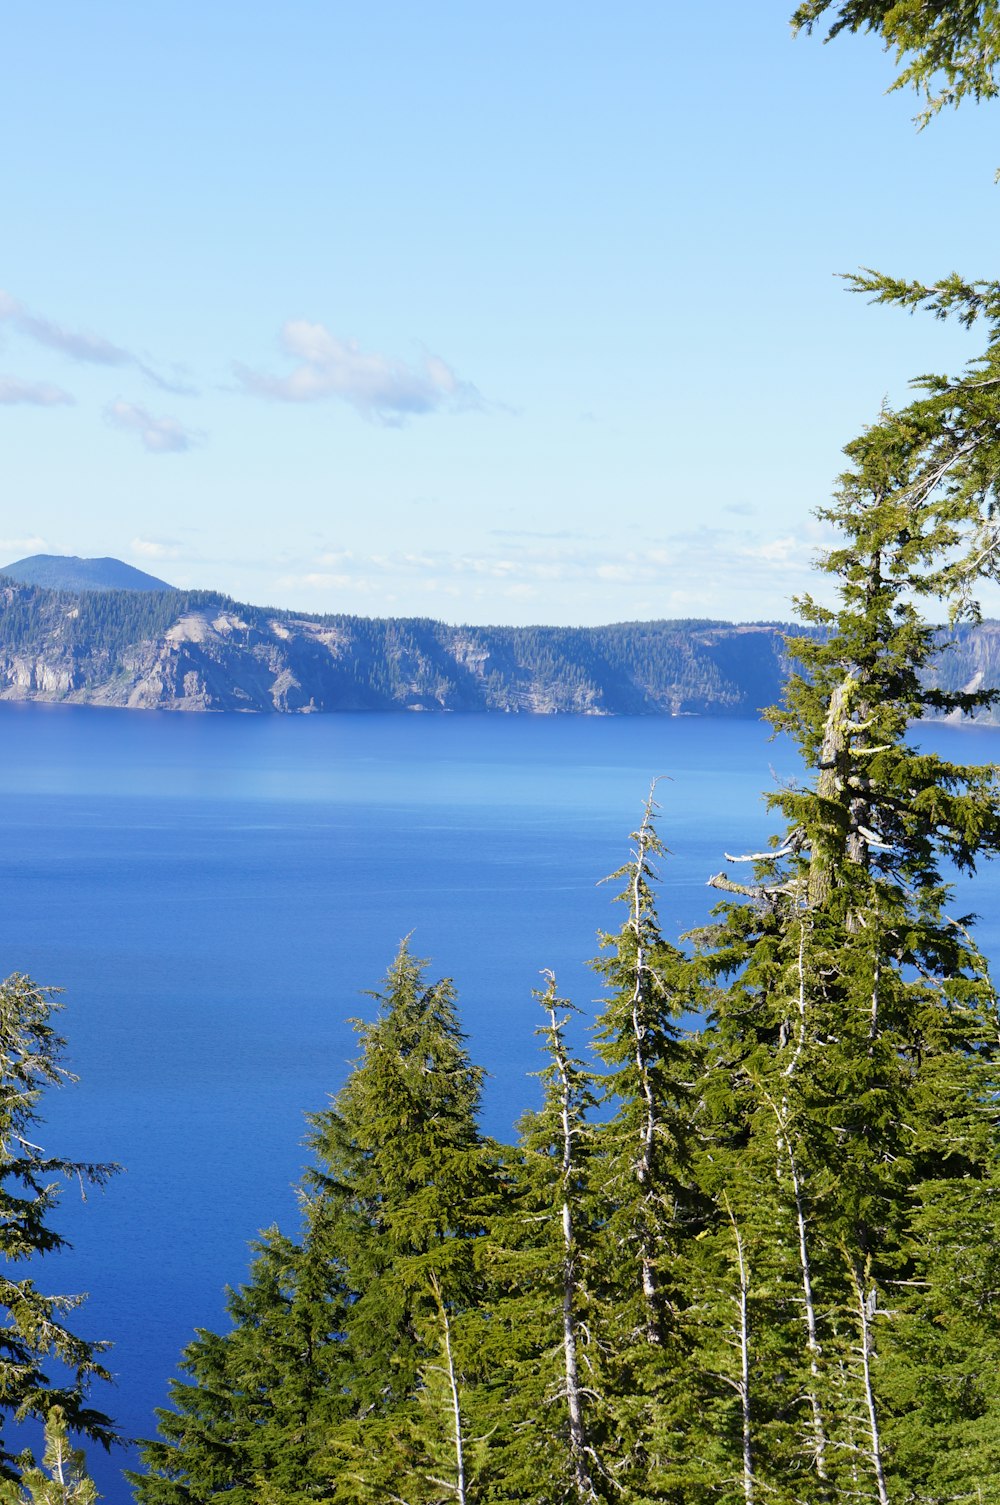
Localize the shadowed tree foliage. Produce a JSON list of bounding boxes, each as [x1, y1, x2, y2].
[[0, 975, 117, 1484]]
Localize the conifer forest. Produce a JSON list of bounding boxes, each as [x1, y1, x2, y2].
[[10, 3, 1000, 1501]]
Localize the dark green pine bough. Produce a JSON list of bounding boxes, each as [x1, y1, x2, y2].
[[791, 0, 1000, 125]]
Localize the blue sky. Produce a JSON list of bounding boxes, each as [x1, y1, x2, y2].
[[3, 1, 999, 624]]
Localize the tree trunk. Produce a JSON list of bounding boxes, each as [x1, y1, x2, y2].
[[630, 802, 661, 1343], [809, 678, 854, 909], [850, 1258, 891, 1505], [548, 997, 599, 1504], [787, 1138, 828, 1480], [429, 1270, 467, 1505], [765, 1090, 828, 1483], [724, 1197, 755, 1505]]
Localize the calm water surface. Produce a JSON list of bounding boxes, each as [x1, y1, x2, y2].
[[0, 703, 997, 1500]]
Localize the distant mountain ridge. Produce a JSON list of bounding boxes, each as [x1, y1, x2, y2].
[[0, 571, 996, 719], [0, 554, 174, 593]]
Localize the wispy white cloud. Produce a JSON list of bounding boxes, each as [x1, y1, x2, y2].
[[0, 291, 193, 394], [275, 523, 834, 619], [489, 527, 592, 541], [0, 535, 48, 558], [106, 400, 201, 454], [0, 375, 74, 406], [736, 534, 814, 568], [15, 308, 132, 367], [236, 321, 482, 423], [130, 536, 184, 560]]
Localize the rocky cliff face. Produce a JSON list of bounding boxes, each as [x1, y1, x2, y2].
[[0, 578, 996, 718]]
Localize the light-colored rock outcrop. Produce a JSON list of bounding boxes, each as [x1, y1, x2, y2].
[[1, 580, 995, 718]]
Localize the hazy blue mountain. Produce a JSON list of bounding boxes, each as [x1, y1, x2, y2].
[[0, 554, 174, 592]]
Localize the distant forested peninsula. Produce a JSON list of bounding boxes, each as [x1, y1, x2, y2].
[[0, 574, 997, 718]]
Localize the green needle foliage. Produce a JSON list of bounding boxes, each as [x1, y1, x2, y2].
[[1, 1408, 98, 1505], [693, 277, 1000, 1502], [313, 943, 502, 1505], [0, 975, 117, 1482], [135, 943, 503, 1505], [588, 795, 706, 1501], [790, 0, 1000, 124], [130, 1226, 352, 1505], [487, 978, 604, 1505]]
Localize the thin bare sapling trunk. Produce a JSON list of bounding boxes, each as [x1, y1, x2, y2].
[[762, 925, 830, 1478], [849, 1256, 891, 1505], [763, 1088, 828, 1482], [544, 980, 600, 1504], [630, 790, 662, 1341], [428, 1268, 468, 1505], [723, 1193, 755, 1505]]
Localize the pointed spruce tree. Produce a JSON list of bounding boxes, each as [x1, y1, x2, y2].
[[587, 789, 707, 1501], [486, 976, 605, 1505], [131, 1223, 353, 1505], [0, 1407, 98, 1505], [133, 942, 502, 1505], [311, 941, 502, 1505]]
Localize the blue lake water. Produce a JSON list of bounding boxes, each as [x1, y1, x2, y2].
[[0, 702, 998, 1500]]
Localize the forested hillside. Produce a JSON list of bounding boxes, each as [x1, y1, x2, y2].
[[1, 573, 997, 717], [0, 575, 799, 714]]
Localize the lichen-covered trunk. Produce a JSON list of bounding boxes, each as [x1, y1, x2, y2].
[[808, 672, 875, 930]]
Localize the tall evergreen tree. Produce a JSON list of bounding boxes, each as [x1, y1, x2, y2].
[[301, 943, 502, 1504], [131, 1225, 352, 1505], [588, 791, 705, 1501], [486, 978, 604, 1505], [0, 975, 117, 1482], [695, 281, 1000, 1502], [125, 256, 1000, 1501], [134, 944, 501, 1505]]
